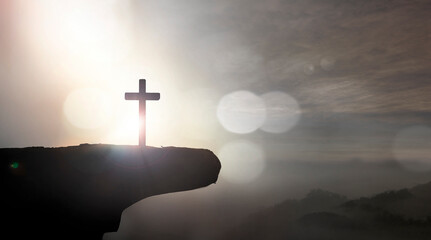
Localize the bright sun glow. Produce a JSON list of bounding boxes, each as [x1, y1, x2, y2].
[[106, 114, 140, 146], [18, 0, 132, 71], [14, 0, 166, 146], [15, 0, 209, 147], [63, 88, 113, 129]]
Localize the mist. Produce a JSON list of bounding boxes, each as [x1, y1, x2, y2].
[[1, 0, 431, 239]]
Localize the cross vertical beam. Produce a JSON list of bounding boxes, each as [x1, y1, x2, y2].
[[139, 80, 146, 147], [125, 79, 160, 147]]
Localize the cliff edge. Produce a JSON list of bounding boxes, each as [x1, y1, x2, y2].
[[0, 144, 221, 239]]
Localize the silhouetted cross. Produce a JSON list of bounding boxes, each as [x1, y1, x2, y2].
[[125, 79, 160, 147]]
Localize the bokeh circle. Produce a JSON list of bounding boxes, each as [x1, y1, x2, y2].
[[260, 91, 300, 133], [217, 91, 266, 134], [219, 140, 265, 184]]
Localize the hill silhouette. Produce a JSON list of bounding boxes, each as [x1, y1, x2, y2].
[[223, 181, 431, 240], [0, 144, 221, 239]]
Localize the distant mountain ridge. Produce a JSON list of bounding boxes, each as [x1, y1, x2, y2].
[[223, 181, 431, 240]]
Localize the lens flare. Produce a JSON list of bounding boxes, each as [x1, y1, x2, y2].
[[219, 140, 265, 184], [260, 91, 301, 133], [10, 162, 19, 169], [217, 91, 266, 134]]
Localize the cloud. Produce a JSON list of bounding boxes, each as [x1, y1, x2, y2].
[[166, 0, 431, 114]]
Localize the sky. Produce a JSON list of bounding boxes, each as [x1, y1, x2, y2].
[[1, 0, 431, 238]]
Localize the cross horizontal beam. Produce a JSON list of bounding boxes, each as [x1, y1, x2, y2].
[[125, 92, 160, 101]]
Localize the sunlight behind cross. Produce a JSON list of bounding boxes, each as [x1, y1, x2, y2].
[[125, 79, 160, 147]]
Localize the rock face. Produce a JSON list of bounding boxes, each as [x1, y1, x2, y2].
[[0, 144, 221, 239]]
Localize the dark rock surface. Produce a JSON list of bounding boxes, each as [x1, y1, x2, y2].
[[0, 144, 221, 239]]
